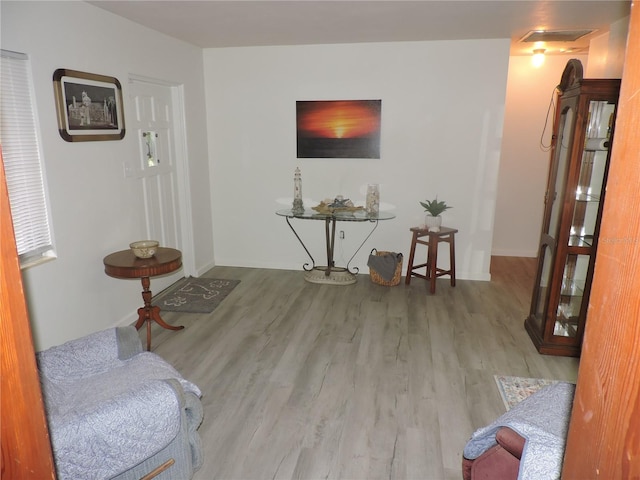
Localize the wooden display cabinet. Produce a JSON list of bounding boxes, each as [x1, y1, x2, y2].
[[525, 60, 620, 357]]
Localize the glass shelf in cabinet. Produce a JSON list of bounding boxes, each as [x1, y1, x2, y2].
[[568, 235, 594, 247], [560, 276, 585, 297], [556, 296, 582, 337], [553, 316, 579, 337], [575, 192, 601, 202]]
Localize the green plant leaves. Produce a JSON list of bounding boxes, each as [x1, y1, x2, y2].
[[420, 198, 452, 216]]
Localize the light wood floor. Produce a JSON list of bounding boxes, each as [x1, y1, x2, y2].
[[146, 257, 579, 480]]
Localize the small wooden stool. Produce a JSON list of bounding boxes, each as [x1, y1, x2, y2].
[[405, 226, 458, 294]]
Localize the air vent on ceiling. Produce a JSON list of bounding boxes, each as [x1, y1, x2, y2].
[[520, 29, 595, 43]]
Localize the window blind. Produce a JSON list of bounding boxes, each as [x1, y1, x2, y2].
[[1, 49, 55, 268]]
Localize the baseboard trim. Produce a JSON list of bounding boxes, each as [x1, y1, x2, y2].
[[491, 250, 537, 258], [213, 260, 492, 282], [195, 260, 216, 277]]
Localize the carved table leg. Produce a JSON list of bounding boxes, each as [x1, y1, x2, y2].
[[134, 276, 184, 351]]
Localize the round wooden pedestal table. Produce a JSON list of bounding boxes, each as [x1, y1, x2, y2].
[[103, 247, 184, 351]]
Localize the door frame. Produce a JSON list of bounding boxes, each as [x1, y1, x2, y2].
[[128, 74, 195, 276]]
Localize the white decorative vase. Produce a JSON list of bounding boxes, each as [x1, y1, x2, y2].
[[424, 215, 442, 232]]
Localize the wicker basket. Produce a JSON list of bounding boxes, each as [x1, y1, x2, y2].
[[368, 249, 403, 286]]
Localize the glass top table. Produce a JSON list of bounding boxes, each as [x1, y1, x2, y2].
[[276, 208, 396, 285]]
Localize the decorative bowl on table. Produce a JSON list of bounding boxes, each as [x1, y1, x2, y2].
[[129, 240, 159, 258]]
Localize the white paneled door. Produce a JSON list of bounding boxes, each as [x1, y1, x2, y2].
[[129, 78, 189, 289]]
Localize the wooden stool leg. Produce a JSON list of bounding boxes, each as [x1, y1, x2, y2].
[[428, 234, 438, 294], [450, 233, 456, 287], [405, 231, 419, 285]]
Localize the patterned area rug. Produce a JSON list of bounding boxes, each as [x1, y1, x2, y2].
[[153, 277, 240, 314], [494, 375, 559, 410]]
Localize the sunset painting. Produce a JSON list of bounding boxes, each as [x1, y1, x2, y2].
[[296, 100, 381, 158]]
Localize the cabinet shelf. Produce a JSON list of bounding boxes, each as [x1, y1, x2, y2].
[[568, 235, 594, 247], [575, 193, 600, 202], [525, 59, 620, 357], [560, 276, 585, 297], [553, 317, 579, 337]]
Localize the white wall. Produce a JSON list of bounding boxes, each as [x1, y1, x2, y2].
[[1, 1, 214, 350], [204, 40, 510, 281], [586, 16, 630, 78], [492, 54, 588, 257]]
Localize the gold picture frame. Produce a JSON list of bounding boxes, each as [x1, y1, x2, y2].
[[53, 68, 125, 142]]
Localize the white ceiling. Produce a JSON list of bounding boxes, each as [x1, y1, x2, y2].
[[88, 1, 631, 56]]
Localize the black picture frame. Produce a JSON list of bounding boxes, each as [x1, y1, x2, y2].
[[53, 68, 125, 142]]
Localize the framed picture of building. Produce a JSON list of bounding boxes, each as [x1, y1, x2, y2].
[[53, 68, 125, 142], [296, 100, 381, 158]]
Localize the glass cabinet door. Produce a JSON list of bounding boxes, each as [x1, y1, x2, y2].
[[547, 108, 575, 240], [530, 106, 575, 331], [570, 100, 616, 247], [554, 254, 589, 337], [551, 99, 615, 339], [531, 243, 554, 332]]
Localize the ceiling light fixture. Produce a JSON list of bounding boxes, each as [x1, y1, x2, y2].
[[532, 48, 546, 68], [520, 30, 594, 43]]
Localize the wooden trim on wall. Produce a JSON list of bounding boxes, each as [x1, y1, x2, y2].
[[563, 4, 640, 478], [0, 150, 56, 479]]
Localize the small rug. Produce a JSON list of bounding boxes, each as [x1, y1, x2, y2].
[[494, 375, 559, 410], [153, 277, 240, 313]]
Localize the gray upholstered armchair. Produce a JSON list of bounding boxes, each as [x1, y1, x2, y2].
[[37, 326, 203, 480]]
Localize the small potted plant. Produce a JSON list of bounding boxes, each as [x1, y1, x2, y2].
[[420, 197, 452, 232]]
